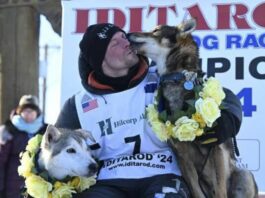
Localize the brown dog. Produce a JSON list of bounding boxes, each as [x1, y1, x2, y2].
[[128, 19, 258, 198]]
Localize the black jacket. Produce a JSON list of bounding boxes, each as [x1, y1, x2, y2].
[[0, 120, 47, 198]]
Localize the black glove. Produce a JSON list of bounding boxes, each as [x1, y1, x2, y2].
[[196, 110, 239, 147], [196, 130, 219, 146]]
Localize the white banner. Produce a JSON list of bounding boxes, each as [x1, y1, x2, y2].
[[61, 0, 265, 191]]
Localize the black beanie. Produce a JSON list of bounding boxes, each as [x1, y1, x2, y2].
[[79, 23, 125, 73]]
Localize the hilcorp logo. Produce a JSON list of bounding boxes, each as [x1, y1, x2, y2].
[[73, 3, 265, 33]]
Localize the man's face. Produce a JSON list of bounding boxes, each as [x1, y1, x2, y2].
[[102, 31, 139, 77]]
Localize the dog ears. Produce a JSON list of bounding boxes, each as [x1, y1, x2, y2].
[[44, 125, 61, 145], [177, 18, 196, 36], [76, 129, 96, 144]]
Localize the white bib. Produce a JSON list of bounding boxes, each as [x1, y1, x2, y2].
[[75, 68, 181, 179]]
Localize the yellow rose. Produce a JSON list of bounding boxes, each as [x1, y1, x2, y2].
[[174, 116, 189, 128], [18, 152, 34, 177], [54, 181, 63, 189], [25, 174, 52, 198], [78, 176, 96, 192], [146, 104, 159, 122], [165, 121, 174, 137], [200, 77, 225, 105], [146, 104, 171, 141], [26, 134, 42, 153], [195, 98, 221, 127], [172, 117, 199, 141], [69, 177, 80, 188], [52, 183, 75, 198], [151, 121, 169, 141], [192, 112, 206, 128], [68, 176, 96, 193], [195, 128, 204, 137]]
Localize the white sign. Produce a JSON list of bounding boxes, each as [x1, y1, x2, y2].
[[61, 0, 265, 191]]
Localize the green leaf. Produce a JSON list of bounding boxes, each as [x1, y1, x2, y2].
[[185, 99, 195, 107], [186, 106, 196, 116], [39, 171, 50, 181], [159, 110, 168, 122], [171, 110, 186, 121], [193, 85, 202, 99]]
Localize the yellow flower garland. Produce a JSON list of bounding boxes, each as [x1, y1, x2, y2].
[[18, 134, 96, 198], [146, 77, 226, 142]]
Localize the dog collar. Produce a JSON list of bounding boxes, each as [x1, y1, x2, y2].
[[160, 72, 194, 90], [160, 72, 185, 84]]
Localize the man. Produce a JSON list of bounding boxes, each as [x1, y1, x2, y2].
[[55, 23, 242, 197]]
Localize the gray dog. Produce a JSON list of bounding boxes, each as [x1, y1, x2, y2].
[[38, 125, 98, 180]]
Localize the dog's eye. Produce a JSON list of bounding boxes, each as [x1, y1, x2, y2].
[[66, 148, 76, 153]]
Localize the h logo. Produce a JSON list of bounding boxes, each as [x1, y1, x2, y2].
[[98, 118, 113, 136]]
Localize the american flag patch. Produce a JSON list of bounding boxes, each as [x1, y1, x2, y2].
[[81, 94, 98, 112]]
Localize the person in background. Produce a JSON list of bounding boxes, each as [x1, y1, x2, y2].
[[0, 95, 47, 198], [55, 23, 242, 197]]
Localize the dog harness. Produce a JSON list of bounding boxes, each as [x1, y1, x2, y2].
[[75, 67, 181, 180]]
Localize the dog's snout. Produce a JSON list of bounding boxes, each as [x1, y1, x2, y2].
[[88, 163, 98, 173], [127, 33, 140, 44], [126, 33, 133, 41]]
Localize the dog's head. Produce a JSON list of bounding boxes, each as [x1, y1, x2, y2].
[[39, 125, 98, 180], [129, 19, 202, 112], [128, 19, 199, 75]]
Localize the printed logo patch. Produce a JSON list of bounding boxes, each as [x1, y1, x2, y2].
[[97, 24, 114, 39], [81, 94, 98, 113], [97, 32, 107, 39]]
